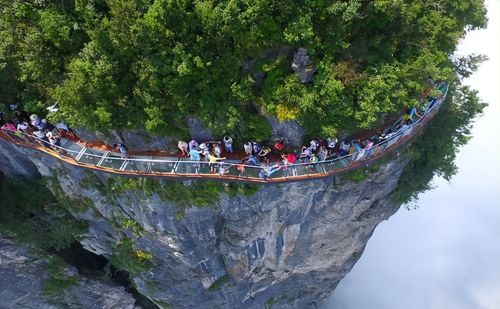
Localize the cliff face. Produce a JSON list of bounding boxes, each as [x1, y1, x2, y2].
[[0, 138, 409, 308], [0, 238, 137, 309]]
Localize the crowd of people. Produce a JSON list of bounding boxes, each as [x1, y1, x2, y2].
[[0, 103, 77, 152], [171, 132, 390, 179], [0, 80, 445, 179], [170, 86, 441, 179]]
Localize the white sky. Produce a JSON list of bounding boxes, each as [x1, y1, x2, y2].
[[325, 0, 500, 308]]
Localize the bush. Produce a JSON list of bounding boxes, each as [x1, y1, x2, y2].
[[110, 238, 153, 275], [341, 169, 367, 183]]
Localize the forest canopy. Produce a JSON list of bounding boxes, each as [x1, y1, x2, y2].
[[0, 0, 487, 140]]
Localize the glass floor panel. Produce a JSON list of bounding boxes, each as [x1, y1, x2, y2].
[[123, 155, 156, 172], [63, 142, 85, 159], [99, 154, 125, 170], [148, 158, 178, 174], [175, 160, 198, 174], [77, 148, 106, 165]]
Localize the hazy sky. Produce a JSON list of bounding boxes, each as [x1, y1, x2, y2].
[[325, 1, 500, 308]]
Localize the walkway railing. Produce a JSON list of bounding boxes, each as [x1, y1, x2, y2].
[[0, 84, 448, 184]]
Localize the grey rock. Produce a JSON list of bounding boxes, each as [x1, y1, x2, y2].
[[0, 238, 138, 309], [186, 116, 214, 142], [266, 116, 305, 148], [291, 48, 316, 83], [242, 58, 255, 71], [73, 126, 108, 143], [252, 71, 266, 88], [110, 129, 178, 152], [0, 139, 40, 178], [0, 137, 410, 308], [73, 127, 178, 152]]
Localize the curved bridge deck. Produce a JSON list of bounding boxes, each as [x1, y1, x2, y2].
[[0, 85, 448, 184]]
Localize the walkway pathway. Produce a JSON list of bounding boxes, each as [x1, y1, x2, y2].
[[0, 84, 448, 184]]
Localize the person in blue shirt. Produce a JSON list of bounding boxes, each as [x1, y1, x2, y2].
[[189, 148, 202, 168]]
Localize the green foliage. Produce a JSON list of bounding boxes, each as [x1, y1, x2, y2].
[[0, 176, 88, 250], [453, 54, 489, 79], [110, 237, 153, 275], [103, 176, 260, 207], [0, 0, 488, 139], [159, 181, 224, 207], [207, 274, 230, 292], [112, 217, 144, 237], [393, 84, 487, 203], [152, 299, 172, 309], [99, 177, 260, 221], [42, 256, 79, 297], [226, 183, 262, 197], [341, 169, 368, 184], [105, 177, 161, 200], [283, 14, 314, 44]]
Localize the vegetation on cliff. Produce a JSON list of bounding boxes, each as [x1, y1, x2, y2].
[[0, 173, 88, 250], [394, 84, 487, 204], [0, 0, 487, 140]]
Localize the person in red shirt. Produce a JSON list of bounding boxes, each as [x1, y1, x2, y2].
[[274, 139, 285, 152], [281, 152, 297, 167]]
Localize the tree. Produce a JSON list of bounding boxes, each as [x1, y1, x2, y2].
[[0, 0, 488, 141]]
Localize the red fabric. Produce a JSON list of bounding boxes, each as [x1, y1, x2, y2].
[[286, 153, 297, 164], [274, 141, 284, 151], [1, 123, 16, 131]]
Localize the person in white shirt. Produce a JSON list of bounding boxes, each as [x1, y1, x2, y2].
[[223, 136, 233, 153]]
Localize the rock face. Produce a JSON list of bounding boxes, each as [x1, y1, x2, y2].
[[266, 116, 305, 147], [186, 116, 214, 142], [0, 238, 137, 309], [291, 48, 316, 83], [0, 139, 41, 178], [0, 138, 409, 308], [72, 117, 213, 152], [73, 127, 179, 152]]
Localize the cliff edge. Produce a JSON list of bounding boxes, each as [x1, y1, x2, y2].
[[0, 137, 410, 308]]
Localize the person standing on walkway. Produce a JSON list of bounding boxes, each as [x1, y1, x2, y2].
[[207, 152, 226, 173], [223, 136, 233, 154], [189, 139, 199, 151], [213, 142, 222, 158], [178, 140, 189, 157], [274, 139, 285, 152], [189, 147, 202, 168], [327, 137, 337, 155], [113, 143, 130, 159], [244, 142, 253, 156]]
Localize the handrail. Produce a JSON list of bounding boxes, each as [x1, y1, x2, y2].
[[0, 83, 448, 184]]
